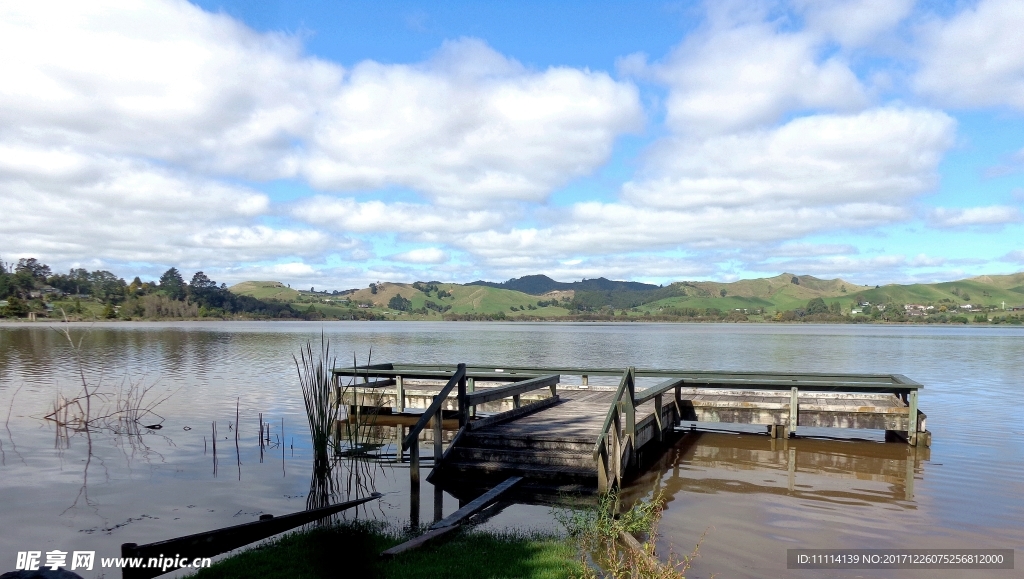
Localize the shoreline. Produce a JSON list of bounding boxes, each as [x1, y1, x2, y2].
[[1, 314, 1021, 326]]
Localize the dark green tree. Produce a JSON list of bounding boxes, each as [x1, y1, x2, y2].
[[15, 258, 51, 281], [2, 296, 29, 318], [0, 259, 11, 299], [188, 271, 217, 302], [159, 267, 186, 300], [388, 295, 412, 311], [91, 271, 127, 303], [806, 297, 829, 315]]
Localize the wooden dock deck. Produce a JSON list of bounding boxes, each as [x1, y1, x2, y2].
[[334, 363, 930, 493]]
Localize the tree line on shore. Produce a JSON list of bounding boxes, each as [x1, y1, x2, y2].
[[0, 257, 315, 320]]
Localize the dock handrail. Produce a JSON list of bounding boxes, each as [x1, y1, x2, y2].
[[402, 363, 466, 453], [464, 374, 559, 407], [336, 364, 922, 391], [593, 367, 637, 491]]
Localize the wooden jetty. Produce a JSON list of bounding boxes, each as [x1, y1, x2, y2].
[[334, 363, 930, 492]]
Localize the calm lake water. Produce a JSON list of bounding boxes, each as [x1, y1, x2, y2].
[[1, 321, 1022, 578]]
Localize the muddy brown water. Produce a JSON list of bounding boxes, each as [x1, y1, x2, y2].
[[0, 321, 1022, 578]]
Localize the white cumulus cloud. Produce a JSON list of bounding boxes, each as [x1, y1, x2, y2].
[[650, 14, 867, 136], [291, 197, 506, 235], [927, 205, 1022, 228], [389, 248, 450, 264], [914, 0, 1024, 109], [626, 108, 955, 210]]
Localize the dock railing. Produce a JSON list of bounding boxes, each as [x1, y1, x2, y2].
[[594, 367, 636, 491], [400, 363, 467, 481], [333, 363, 561, 478]]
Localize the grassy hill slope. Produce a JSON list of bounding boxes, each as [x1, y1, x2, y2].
[[229, 271, 1024, 320], [229, 281, 301, 301]]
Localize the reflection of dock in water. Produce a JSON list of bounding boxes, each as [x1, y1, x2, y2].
[[623, 432, 929, 505]]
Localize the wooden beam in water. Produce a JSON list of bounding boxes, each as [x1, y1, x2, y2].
[[379, 526, 460, 558], [430, 476, 523, 530]]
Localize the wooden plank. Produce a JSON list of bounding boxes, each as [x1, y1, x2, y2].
[[379, 525, 460, 558], [468, 396, 560, 431], [466, 375, 560, 406], [429, 476, 523, 530]]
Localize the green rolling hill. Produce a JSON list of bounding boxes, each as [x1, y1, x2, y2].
[[229, 272, 1024, 321]]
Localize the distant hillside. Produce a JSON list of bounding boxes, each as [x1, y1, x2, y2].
[[229, 281, 301, 301], [228, 270, 1024, 322], [468, 274, 660, 295]]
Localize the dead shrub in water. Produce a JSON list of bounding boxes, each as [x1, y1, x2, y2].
[[554, 490, 706, 579], [45, 315, 175, 445]]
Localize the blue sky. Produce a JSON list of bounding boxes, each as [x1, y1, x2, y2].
[[2, 0, 1023, 289]]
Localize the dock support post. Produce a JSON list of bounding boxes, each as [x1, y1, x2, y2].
[[458, 375, 468, 428], [467, 377, 475, 417], [789, 387, 798, 437], [653, 394, 664, 442], [397, 426, 406, 461], [907, 389, 918, 446], [581, 374, 589, 389], [433, 486, 444, 524], [512, 394, 521, 409], [409, 448, 420, 529], [432, 396, 443, 463], [396, 375, 405, 412]]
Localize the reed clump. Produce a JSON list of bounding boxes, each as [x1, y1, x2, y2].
[[294, 333, 338, 464], [554, 490, 704, 579]]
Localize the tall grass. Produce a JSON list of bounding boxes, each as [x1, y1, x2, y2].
[[554, 491, 705, 579], [294, 332, 338, 465]]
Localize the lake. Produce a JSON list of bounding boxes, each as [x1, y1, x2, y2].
[[1, 321, 1022, 578]]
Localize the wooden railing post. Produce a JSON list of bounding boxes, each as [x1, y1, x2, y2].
[[624, 368, 636, 470], [396, 375, 405, 412], [653, 393, 663, 442], [467, 376, 475, 417], [789, 387, 798, 436], [596, 440, 609, 492], [432, 396, 443, 463], [410, 442, 420, 484], [908, 389, 918, 446], [458, 375, 468, 428]]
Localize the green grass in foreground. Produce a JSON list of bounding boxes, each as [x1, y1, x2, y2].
[[191, 521, 583, 579]]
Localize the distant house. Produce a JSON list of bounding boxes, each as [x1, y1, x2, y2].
[[960, 304, 973, 310], [904, 304, 926, 317]]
